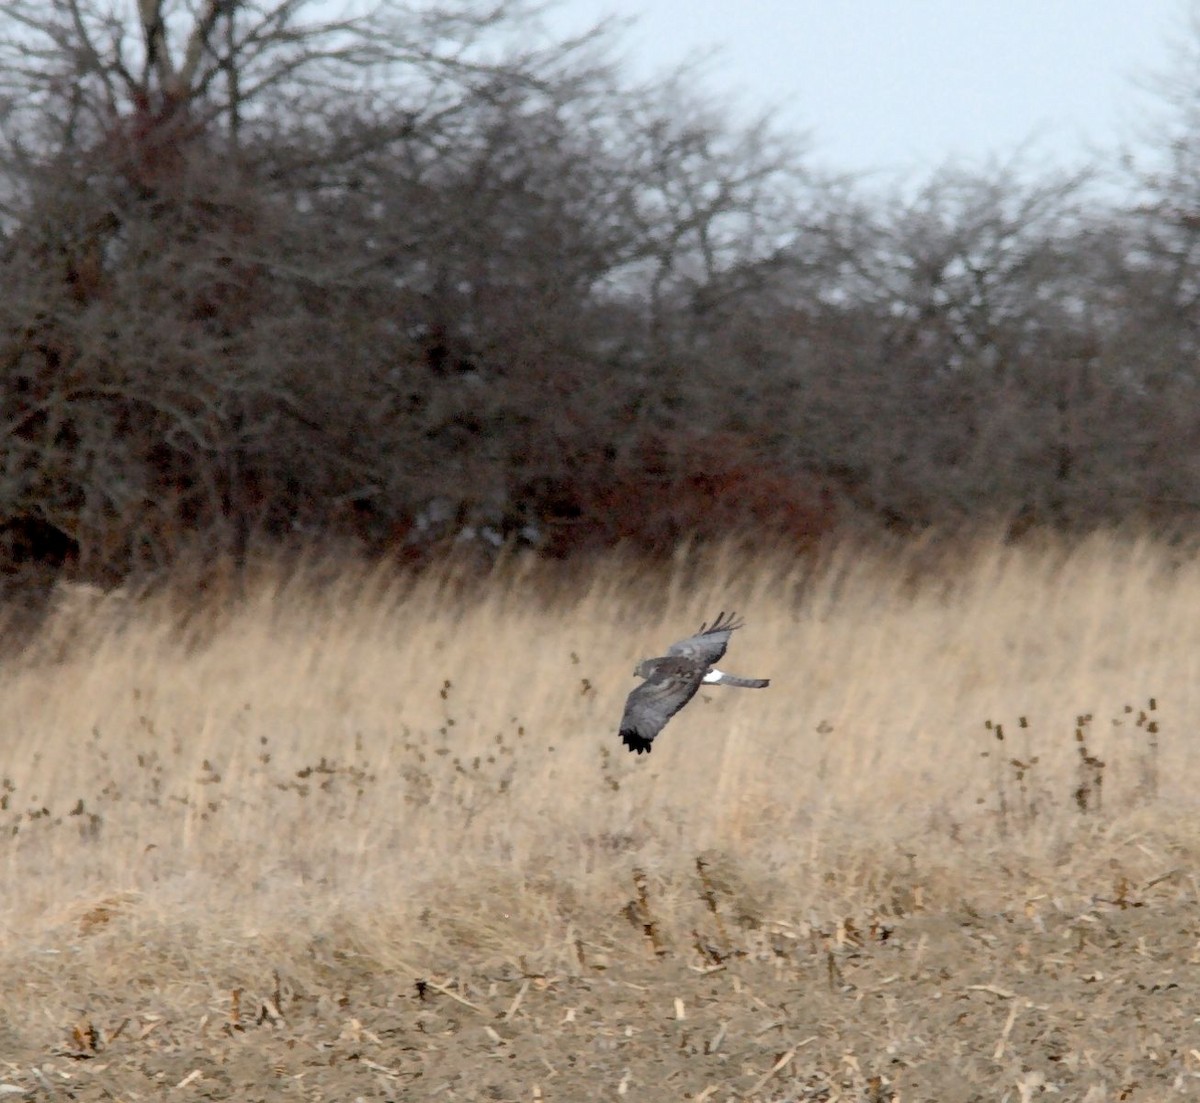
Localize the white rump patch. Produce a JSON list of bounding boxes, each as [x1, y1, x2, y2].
[[702, 668, 725, 684]]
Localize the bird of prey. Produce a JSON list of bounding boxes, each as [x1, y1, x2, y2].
[[619, 612, 769, 754]]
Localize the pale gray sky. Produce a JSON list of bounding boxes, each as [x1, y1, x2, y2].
[[545, 0, 1186, 181]]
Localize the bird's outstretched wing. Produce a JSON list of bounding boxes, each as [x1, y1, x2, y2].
[[619, 674, 704, 754], [665, 611, 743, 667]]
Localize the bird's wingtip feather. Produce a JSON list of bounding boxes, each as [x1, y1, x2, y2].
[[620, 729, 653, 754]]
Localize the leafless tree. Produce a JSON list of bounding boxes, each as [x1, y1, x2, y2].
[[0, 1, 837, 581], [13, 0, 1200, 591]]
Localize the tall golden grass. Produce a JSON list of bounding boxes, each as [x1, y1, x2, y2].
[[3, 531, 1198, 971]]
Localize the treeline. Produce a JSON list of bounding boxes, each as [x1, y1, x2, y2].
[[2, 1, 1200, 586]]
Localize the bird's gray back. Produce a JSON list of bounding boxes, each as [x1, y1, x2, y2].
[[636, 655, 705, 680]]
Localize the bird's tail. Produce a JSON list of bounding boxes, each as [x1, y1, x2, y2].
[[710, 673, 769, 688]]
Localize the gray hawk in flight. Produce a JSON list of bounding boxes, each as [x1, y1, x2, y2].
[[619, 612, 769, 754]]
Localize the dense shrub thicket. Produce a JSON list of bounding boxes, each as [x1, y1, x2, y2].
[[3, 1, 1200, 585]]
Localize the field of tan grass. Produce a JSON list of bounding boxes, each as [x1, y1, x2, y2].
[[4, 533, 1200, 1100]]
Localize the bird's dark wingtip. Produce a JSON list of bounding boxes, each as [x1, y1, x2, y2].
[[698, 610, 744, 634], [620, 729, 653, 754], [696, 607, 739, 633]]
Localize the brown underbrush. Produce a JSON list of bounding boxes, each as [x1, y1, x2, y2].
[[3, 533, 1200, 1099]]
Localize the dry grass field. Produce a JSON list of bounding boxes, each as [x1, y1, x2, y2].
[[4, 533, 1200, 1100]]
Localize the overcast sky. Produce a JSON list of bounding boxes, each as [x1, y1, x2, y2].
[[544, 0, 1187, 183]]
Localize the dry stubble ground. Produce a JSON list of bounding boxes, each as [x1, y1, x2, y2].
[[3, 535, 1200, 1100]]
